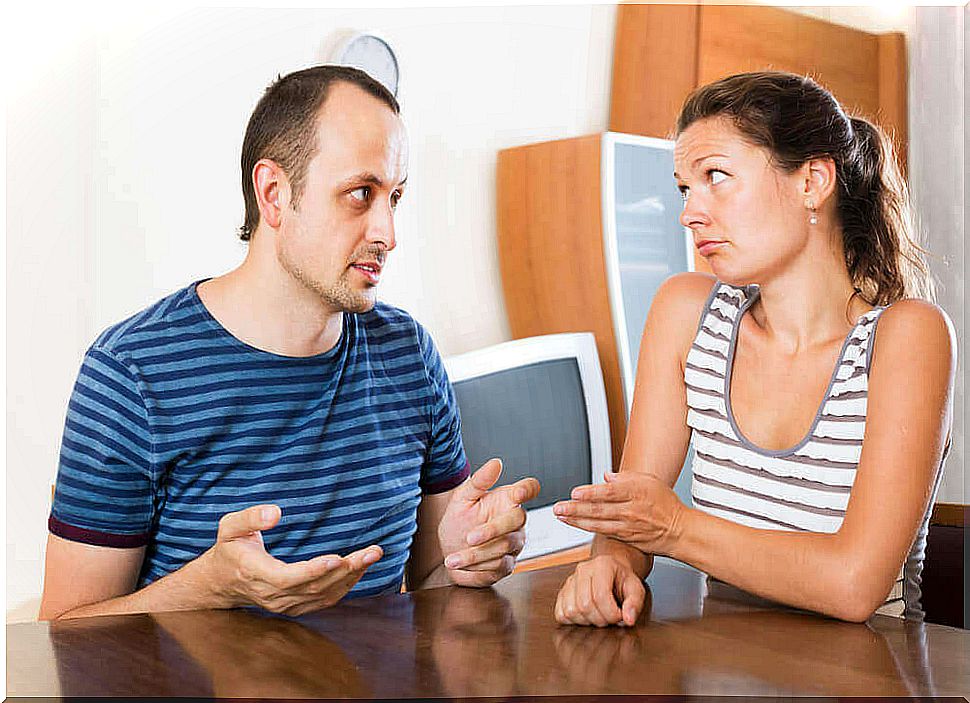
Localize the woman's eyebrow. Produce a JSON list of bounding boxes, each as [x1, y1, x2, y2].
[[674, 152, 730, 180], [692, 152, 729, 168]]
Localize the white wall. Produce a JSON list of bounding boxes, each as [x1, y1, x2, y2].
[[6, 5, 958, 624], [907, 6, 966, 506]]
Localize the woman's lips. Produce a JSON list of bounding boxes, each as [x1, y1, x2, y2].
[[696, 240, 726, 257]]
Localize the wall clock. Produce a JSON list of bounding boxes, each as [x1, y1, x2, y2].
[[328, 31, 400, 98]]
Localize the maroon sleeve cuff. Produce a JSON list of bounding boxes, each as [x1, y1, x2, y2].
[[48, 515, 150, 549], [423, 461, 470, 495]]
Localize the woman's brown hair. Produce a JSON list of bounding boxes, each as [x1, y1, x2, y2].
[[676, 71, 934, 305]]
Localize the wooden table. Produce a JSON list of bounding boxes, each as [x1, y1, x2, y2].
[[7, 561, 969, 699]]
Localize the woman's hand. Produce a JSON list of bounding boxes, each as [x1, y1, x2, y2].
[[554, 554, 646, 627], [553, 471, 687, 556]]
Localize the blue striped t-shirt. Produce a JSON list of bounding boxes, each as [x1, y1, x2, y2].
[[49, 281, 469, 598]]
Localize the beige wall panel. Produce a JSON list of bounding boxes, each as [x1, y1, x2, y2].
[[697, 5, 882, 120], [609, 3, 699, 139], [878, 32, 909, 174]]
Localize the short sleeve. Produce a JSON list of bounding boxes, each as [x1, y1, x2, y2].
[[49, 347, 155, 547], [415, 324, 469, 494]]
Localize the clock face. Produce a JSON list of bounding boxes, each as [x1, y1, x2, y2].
[[339, 34, 399, 97]]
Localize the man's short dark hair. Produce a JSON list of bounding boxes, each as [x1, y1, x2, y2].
[[238, 65, 400, 241]]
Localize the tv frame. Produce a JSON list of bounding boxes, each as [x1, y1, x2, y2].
[[444, 332, 611, 560]]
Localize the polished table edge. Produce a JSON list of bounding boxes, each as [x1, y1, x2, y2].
[[8, 559, 970, 632]]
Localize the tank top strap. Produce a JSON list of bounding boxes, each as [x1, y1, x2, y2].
[[691, 282, 758, 348], [685, 283, 755, 414], [833, 305, 888, 378]]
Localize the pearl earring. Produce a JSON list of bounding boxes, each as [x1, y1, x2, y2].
[[807, 200, 818, 225]]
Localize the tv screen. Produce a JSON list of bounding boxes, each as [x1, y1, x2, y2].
[[451, 358, 592, 510]]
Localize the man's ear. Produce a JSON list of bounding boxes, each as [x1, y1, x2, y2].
[[800, 156, 838, 209], [252, 159, 290, 230]]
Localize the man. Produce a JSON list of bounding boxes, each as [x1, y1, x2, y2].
[[40, 65, 540, 619]]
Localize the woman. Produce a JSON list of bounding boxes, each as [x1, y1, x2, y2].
[[553, 72, 955, 625]]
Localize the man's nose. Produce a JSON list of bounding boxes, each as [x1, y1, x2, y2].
[[366, 201, 397, 252]]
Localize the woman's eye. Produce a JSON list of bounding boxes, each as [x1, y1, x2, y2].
[[709, 169, 728, 185], [390, 190, 402, 209], [350, 186, 370, 202]]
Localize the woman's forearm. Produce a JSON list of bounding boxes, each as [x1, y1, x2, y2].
[[591, 535, 653, 580], [669, 508, 889, 622]]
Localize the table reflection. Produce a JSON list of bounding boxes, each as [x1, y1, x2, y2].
[[539, 609, 912, 696], [153, 609, 371, 698], [41, 563, 946, 699], [418, 586, 519, 697]]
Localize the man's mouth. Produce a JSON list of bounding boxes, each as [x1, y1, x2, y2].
[[350, 261, 383, 284]]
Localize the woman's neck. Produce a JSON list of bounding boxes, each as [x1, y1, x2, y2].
[[747, 241, 868, 354]]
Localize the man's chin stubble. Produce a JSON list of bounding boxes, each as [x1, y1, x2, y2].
[[316, 284, 375, 315], [282, 258, 376, 314]]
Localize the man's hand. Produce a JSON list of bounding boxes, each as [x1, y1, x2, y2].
[[552, 471, 686, 556], [201, 504, 383, 616], [437, 459, 541, 587]]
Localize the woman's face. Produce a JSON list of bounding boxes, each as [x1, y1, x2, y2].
[[673, 116, 808, 286]]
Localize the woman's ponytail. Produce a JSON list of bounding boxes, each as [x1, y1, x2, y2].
[[838, 117, 934, 305]]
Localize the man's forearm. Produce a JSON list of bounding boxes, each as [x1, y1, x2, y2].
[[55, 550, 231, 620]]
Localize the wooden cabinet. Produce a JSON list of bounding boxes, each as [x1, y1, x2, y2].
[[497, 132, 695, 487], [609, 4, 908, 170]]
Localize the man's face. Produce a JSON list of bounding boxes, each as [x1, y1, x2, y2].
[[276, 82, 408, 314]]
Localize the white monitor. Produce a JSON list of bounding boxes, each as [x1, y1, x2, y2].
[[444, 332, 612, 560]]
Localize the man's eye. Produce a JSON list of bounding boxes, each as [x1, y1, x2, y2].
[[390, 190, 402, 209], [709, 169, 728, 185], [350, 186, 370, 202], [677, 185, 689, 201]]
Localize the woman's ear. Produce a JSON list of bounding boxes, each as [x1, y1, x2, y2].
[[252, 158, 291, 230], [801, 156, 838, 209]]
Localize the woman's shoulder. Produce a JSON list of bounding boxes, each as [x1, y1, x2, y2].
[[653, 272, 720, 314], [874, 299, 955, 348], [648, 272, 720, 349], [870, 298, 956, 376]]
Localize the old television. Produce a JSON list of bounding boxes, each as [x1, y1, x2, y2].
[[444, 332, 611, 559]]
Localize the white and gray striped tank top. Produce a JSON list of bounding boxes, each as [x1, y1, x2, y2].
[[685, 282, 941, 619]]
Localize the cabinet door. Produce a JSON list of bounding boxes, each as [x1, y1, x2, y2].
[[605, 134, 695, 504]]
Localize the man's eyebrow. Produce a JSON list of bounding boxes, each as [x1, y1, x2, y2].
[[342, 172, 384, 187], [340, 172, 408, 188]]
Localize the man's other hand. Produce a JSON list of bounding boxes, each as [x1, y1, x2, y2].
[[202, 504, 382, 616], [437, 459, 541, 587]]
